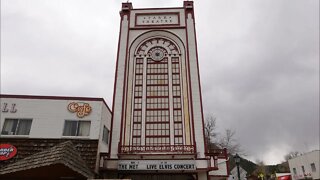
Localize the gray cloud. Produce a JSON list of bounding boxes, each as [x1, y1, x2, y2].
[[197, 0, 319, 163]]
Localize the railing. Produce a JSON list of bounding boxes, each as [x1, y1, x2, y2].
[[206, 148, 228, 171], [119, 144, 196, 154]]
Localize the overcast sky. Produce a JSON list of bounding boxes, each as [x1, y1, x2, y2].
[[1, 0, 319, 165]]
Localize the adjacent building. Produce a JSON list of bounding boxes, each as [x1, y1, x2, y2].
[[288, 150, 320, 180], [0, 95, 112, 179], [227, 166, 247, 180]]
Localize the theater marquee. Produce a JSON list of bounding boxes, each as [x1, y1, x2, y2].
[[118, 160, 196, 171]]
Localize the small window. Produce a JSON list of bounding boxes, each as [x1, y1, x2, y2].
[[63, 120, 90, 136], [311, 163, 316, 172], [1, 118, 32, 135], [102, 126, 109, 144], [301, 166, 305, 173], [293, 168, 297, 175]]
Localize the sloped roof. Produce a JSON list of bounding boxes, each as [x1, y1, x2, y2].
[[0, 141, 94, 178]]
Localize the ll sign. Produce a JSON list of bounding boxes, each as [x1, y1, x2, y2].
[[0, 144, 17, 161]]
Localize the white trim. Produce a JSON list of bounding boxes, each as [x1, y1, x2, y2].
[[141, 56, 147, 145]]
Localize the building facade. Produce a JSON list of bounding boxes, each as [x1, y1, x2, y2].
[[0, 95, 112, 179], [288, 150, 320, 180], [103, 1, 222, 180]]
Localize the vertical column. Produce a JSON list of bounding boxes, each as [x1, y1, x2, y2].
[[141, 56, 147, 146], [110, 3, 132, 158], [168, 56, 174, 145], [184, 0, 206, 158]]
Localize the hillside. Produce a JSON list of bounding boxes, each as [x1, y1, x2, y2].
[[228, 155, 290, 176]]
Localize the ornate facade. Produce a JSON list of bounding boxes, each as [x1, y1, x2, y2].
[[104, 1, 223, 180]]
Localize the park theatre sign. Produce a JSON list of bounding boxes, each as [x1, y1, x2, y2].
[[118, 160, 196, 171]]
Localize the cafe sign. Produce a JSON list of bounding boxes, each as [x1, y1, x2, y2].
[[67, 102, 92, 118], [118, 160, 196, 171], [0, 144, 17, 161]]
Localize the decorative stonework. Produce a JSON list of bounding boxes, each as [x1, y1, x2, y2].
[[136, 38, 179, 56]]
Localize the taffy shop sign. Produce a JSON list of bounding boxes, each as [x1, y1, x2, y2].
[[0, 144, 17, 161]]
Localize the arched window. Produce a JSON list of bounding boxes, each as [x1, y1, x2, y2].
[[131, 37, 185, 148]]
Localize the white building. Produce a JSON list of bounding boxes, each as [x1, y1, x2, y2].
[[288, 150, 320, 180], [0, 94, 112, 179], [104, 1, 227, 180], [227, 166, 247, 180]]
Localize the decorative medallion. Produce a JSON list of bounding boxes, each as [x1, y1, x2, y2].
[[150, 47, 166, 61]]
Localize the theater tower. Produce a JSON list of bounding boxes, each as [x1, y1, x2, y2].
[[105, 2, 218, 180]]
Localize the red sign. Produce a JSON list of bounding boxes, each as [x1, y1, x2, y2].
[[0, 144, 17, 160], [278, 175, 291, 180]]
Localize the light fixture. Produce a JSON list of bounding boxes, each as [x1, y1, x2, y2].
[[234, 154, 241, 180]]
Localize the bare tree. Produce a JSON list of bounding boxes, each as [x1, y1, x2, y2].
[[217, 129, 243, 155], [204, 114, 217, 145], [204, 114, 245, 155]]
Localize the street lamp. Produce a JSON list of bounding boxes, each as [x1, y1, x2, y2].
[[234, 154, 241, 180]]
